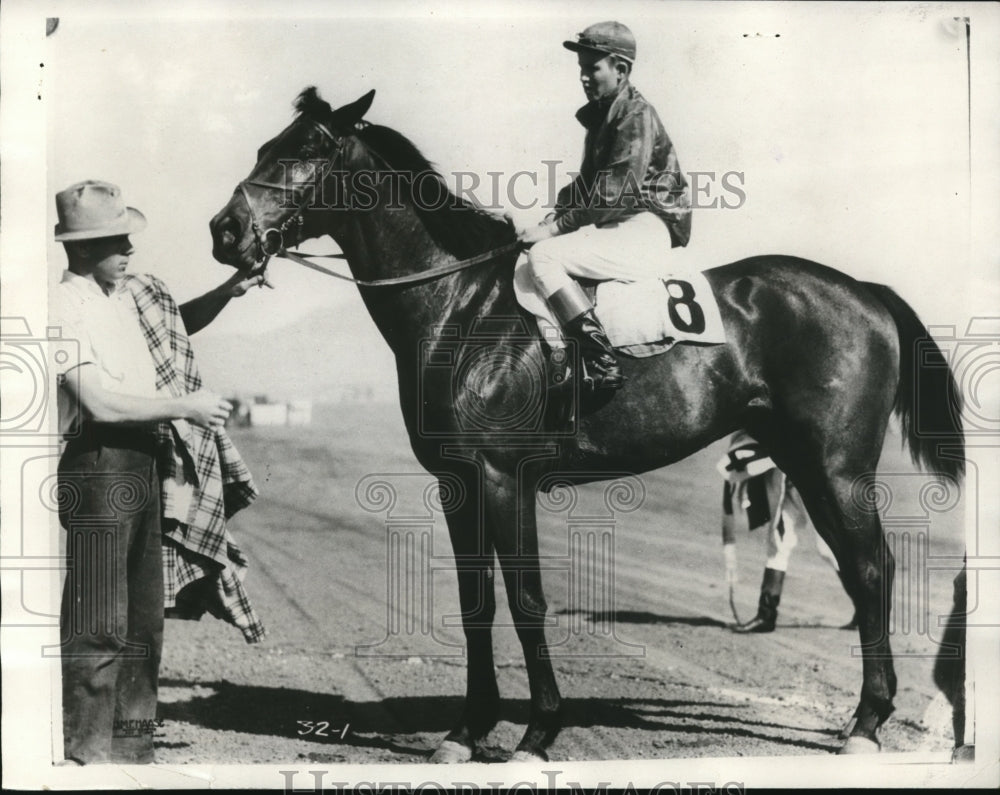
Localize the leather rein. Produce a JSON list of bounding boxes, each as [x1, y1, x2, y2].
[[235, 119, 521, 289]]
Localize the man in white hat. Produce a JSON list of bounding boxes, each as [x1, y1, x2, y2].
[[516, 20, 692, 391], [52, 180, 264, 764]]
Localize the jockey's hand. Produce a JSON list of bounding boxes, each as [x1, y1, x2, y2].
[[223, 265, 271, 295], [517, 222, 558, 248], [723, 543, 738, 586]]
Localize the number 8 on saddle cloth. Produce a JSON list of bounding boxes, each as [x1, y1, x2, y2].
[[593, 271, 727, 358]]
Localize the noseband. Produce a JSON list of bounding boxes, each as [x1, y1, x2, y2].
[[236, 119, 347, 267]]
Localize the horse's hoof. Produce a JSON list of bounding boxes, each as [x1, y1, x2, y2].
[[838, 735, 881, 754], [430, 739, 473, 764], [510, 748, 549, 763]]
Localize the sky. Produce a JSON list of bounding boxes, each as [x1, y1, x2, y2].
[[29, 0, 997, 348]]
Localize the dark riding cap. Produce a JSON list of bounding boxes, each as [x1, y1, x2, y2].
[[563, 21, 637, 63]]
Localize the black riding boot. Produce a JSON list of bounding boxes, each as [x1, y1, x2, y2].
[[564, 309, 625, 391], [545, 282, 624, 392], [733, 567, 785, 633]]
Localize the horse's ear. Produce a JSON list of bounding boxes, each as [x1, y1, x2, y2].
[[330, 90, 375, 129]]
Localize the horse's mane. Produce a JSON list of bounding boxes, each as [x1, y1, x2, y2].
[[294, 87, 516, 260]]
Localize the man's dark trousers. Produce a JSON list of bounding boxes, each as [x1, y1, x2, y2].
[[58, 425, 163, 764]]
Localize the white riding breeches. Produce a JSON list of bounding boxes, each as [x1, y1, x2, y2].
[[513, 212, 674, 344]]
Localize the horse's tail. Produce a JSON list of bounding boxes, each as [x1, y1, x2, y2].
[[862, 282, 965, 480]]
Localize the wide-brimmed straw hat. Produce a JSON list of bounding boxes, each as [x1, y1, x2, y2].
[[54, 180, 147, 241]]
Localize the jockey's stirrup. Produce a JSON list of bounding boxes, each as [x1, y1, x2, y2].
[[548, 282, 625, 392]]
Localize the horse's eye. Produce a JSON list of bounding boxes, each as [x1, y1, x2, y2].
[[289, 160, 318, 182]]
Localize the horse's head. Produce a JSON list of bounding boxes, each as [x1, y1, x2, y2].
[[210, 87, 375, 270]]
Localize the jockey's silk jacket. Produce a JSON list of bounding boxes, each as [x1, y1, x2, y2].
[[555, 82, 692, 247]]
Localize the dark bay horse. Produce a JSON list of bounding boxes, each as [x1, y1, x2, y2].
[[210, 88, 965, 762]]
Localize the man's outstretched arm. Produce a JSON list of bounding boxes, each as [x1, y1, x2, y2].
[[179, 269, 267, 335]]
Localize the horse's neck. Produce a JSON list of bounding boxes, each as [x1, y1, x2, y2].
[[315, 178, 517, 356]]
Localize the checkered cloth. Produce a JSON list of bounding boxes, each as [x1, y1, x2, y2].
[[125, 274, 265, 643]]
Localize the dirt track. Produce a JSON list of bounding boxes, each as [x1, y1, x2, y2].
[[155, 403, 964, 765]]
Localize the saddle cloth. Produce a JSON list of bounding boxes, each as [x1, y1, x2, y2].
[[594, 272, 726, 358]]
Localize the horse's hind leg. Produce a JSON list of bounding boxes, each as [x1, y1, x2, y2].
[[829, 480, 897, 752], [768, 440, 897, 752], [430, 476, 501, 763]]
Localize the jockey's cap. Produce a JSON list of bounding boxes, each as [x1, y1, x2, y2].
[[563, 21, 636, 63]]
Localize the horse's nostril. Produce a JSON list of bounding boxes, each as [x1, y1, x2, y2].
[[214, 215, 241, 250]]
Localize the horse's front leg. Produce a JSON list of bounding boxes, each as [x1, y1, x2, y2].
[[430, 484, 500, 763], [489, 473, 562, 761]]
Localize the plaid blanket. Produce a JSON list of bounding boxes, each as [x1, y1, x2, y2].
[[125, 274, 265, 643]]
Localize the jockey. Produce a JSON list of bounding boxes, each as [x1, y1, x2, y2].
[[516, 20, 692, 391]]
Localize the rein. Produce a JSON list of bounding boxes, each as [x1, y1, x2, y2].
[[236, 119, 522, 289], [279, 241, 523, 288]]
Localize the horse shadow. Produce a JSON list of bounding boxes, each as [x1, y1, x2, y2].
[[156, 678, 841, 761]]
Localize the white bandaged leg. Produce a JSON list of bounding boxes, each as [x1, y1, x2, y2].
[[785, 481, 841, 573], [765, 472, 799, 571], [815, 534, 840, 572]]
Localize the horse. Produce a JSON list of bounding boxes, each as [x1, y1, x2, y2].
[[209, 88, 965, 762]]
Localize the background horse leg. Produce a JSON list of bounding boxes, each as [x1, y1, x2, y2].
[[430, 478, 500, 763], [933, 559, 969, 755], [488, 471, 562, 761]]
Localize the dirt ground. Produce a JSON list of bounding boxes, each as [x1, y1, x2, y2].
[[154, 403, 965, 765]]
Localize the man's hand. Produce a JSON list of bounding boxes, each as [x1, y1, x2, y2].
[[183, 389, 233, 429], [516, 222, 558, 248], [63, 365, 234, 427], [223, 266, 270, 296], [181, 266, 270, 334]]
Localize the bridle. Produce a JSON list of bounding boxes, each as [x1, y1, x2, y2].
[[233, 118, 522, 289], [236, 118, 347, 271]]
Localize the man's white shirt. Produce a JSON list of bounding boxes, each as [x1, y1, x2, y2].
[[52, 270, 159, 437]]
